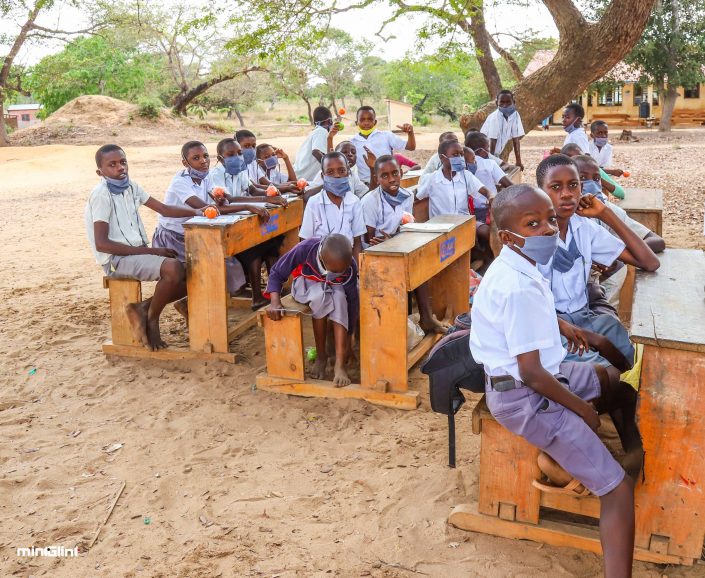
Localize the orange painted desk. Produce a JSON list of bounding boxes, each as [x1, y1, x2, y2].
[[400, 169, 422, 189], [183, 199, 303, 360]]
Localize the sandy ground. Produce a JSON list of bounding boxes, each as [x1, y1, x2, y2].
[[0, 128, 704, 578]]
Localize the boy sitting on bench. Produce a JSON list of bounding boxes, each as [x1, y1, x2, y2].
[[84, 144, 203, 351], [266, 234, 358, 387], [470, 184, 635, 578]]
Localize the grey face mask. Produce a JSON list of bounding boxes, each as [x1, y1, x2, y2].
[[506, 231, 560, 265]]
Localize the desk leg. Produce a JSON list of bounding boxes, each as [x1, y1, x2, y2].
[[360, 254, 409, 392], [429, 250, 471, 321], [186, 228, 229, 353], [634, 345, 705, 561]]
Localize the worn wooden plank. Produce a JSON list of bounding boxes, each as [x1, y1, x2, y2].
[[540, 492, 600, 519], [260, 313, 305, 380], [631, 249, 705, 352], [364, 214, 469, 256], [506, 166, 523, 184], [618, 264, 636, 326], [400, 170, 422, 188], [105, 278, 142, 347], [619, 188, 663, 235], [224, 199, 303, 256], [428, 243, 471, 320], [102, 342, 236, 363]]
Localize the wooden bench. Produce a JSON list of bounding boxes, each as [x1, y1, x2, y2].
[[617, 187, 663, 236], [400, 169, 423, 189], [589, 112, 634, 126], [448, 249, 705, 566], [256, 215, 475, 410]]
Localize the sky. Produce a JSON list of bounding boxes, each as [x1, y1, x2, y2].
[[2, 0, 557, 67]]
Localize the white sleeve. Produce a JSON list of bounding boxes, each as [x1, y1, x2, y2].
[[299, 201, 316, 239], [211, 166, 226, 189], [311, 128, 328, 155], [388, 131, 407, 151], [422, 154, 439, 175], [603, 145, 613, 167], [504, 287, 559, 357], [512, 113, 525, 138], [464, 171, 486, 195], [133, 182, 151, 205], [416, 173, 432, 199], [361, 194, 380, 229], [587, 218, 626, 266], [481, 113, 498, 139], [491, 162, 506, 183], [168, 177, 197, 205], [89, 188, 111, 223], [352, 171, 369, 197], [351, 201, 368, 238]]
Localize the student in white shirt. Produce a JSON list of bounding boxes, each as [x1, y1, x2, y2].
[[299, 151, 366, 265], [465, 131, 514, 198], [236, 129, 298, 194], [351, 105, 416, 183], [422, 131, 459, 176], [255, 143, 297, 186], [480, 89, 525, 170], [293, 106, 333, 181], [588, 120, 626, 177], [362, 155, 448, 335], [562, 103, 590, 152], [470, 184, 636, 577], [306, 141, 371, 199]]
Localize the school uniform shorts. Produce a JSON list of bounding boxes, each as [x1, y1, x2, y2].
[[103, 254, 166, 281], [485, 361, 625, 497]]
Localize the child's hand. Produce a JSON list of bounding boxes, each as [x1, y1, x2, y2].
[[550, 147, 562, 155], [151, 247, 178, 258], [266, 299, 283, 321], [328, 124, 341, 139], [576, 193, 606, 218], [268, 195, 289, 207], [579, 402, 601, 432], [397, 123, 414, 134], [363, 146, 377, 169], [558, 319, 589, 356], [368, 231, 392, 246], [251, 206, 271, 222], [274, 148, 288, 160]]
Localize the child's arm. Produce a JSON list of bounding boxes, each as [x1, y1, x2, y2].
[[578, 195, 660, 271], [326, 124, 341, 152], [603, 168, 624, 177], [517, 350, 601, 431], [498, 175, 514, 190], [144, 197, 203, 218], [94, 221, 175, 258], [598, 169, 625, 199], [398, 124, 416, 151], [489, 138, 498, 155], [265, 242, 310, 320], [276, 148, 297, 181], [511, 137, 523, 171], [363, 147, 378, 190], [352, 236, 362, 267], [558, 318, 628, 372]]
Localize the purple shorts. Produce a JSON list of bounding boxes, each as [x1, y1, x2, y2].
[[485, 361, 625, 497]]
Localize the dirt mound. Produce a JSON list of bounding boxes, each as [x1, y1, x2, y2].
[[9, 95, 227, 147]]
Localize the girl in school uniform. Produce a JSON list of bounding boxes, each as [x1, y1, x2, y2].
[[480, 89, 525, 170], [255, 143, 297, 185]]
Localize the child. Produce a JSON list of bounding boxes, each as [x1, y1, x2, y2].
[[589, 120, 625, 177], [266, 234, 358, 387], [293, 106, 334, 181], [466, 129, 507, 168], [85, 144, 203, 351], [362, 155, 448, 334], [351, 105, 416, 184], [256, 143, 297, 185], [235, 130, 298, 194], [306, 141, 371, 199], [464, 131, 514, 198], [562, 102, 590, 152], [560, 143, 625, 199], [152, 141, 273, 307], [422, 132, 458, 176], [470, 183, 635, 578], [480, 89, 525, 170], [299, 152, 366, 265]]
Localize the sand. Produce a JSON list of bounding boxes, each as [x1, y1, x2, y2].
[[0, 127, 704, 577]]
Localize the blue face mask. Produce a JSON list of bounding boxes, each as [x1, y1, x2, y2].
[[581, 179, 602, 197], [323, 175, 351, 197], [448, 156, 466, 173], [242, 147, 256, 166], [104, 175, 130, 195], [263, 155, 279, 170], [506, 231, 559, 265], [466, 162, 478, 174], [564, 119, 580, 134], [593, 137, 608, 147], [498, 105, 516, 117], [188, 166, 209, 180], [224, 155, 247, 176], [382, 187, 410, 208], [552, 236, 582, 273]]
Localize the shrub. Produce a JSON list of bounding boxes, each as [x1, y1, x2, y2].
[[137, 97, 162, 120]]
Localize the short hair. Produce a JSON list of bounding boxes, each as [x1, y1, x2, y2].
[[321, 151, 348, 170], [573, 154, 599, 169], [356, 105, 376, 119], [565, 102, 584, 118], [439, 131, 458, 143], [256, 143, 273, 158], [335, 140, 354, 151], [536, 154, 576, 187], [321, 233, 353, 263], [496, 89, 514, 102], [464, 130, 489, 149], [438, 139, 460, 157], [234, 129, 256, 143], [95, 144, 124, 167], [216, 138, 237, 157], [181, 140, 205, 160], [560, 143, 583, 156], [590, 120, 608, 133], [374, 154, 397, 174], [492, 184, 545, 230], [313, 106, 332, 124]]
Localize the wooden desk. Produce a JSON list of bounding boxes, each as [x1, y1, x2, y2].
[[400, 169, 422, 189], [618, 188, 663, 236], [448, 249, 705, 566], [184, 199, 303, 359]]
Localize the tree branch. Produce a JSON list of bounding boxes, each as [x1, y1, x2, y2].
[[542, 0, 586, 38], [488, 34, 523, 81]]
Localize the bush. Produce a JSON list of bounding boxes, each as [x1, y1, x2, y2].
[[414, 112, 431, 127], [137, 97, 162, 120]]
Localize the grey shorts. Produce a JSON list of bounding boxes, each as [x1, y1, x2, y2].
[[103, 254, 166, 281], [485, 361, 625, 497], [292, 276, 349, 330]]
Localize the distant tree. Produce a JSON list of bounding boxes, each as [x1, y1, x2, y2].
[[351, 55, 386, 106], [198, 71, 273, 126]]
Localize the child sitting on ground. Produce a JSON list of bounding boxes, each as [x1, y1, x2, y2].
[[560, 143, 625, 199], [470, 183, 635, 578], [85, 144, 203, 351], [422, 132, 459, 176], [236, 129, 298, 194], [351, 105, 416, 184], [589, 120, 625, 177], [255, 143, 297, 186], [293, 106, 334, 182], [299, 152, 366, 265], [562, 103, 590, 153], [480, 89, 525, 170], [266, 234, 358, 387], [306, 141, 372, 199], [361, 155, 448, 334]]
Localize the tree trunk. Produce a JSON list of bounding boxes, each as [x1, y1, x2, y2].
[[233, 107, 245, 127], [461, 0, 659, 142], [659, 85, 679, 132], [466, 2, 503, 98], [488, 34, 524, 82], [303, 97, 313, 125], [171, 67, 266, 115], [0, 98, 9, 146]]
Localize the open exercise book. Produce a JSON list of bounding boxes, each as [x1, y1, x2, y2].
[[399, 222, 456, 233], [185, 215, 243, 225]]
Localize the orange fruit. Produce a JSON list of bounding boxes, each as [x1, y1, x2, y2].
[[296, 178, 307, 190], [266, 185, 278, 197], [401, 212, 415, 225], [622, 171, 630, 178], [204, 206, 218, 219], [338, 108, 346, 115], [212, 187, 225, 199]]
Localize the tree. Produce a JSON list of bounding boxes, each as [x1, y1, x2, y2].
[[198, 71, 274, 126], [351, 55, 386, 106]]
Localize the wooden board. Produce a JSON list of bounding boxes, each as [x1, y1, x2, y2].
[[618, 188, 663, 235], [617, 264, 636, 326], [104, 277, 141, 347], [506, 166, 523, 184], [630, 249, 705, 352], [260, 313, 305, 380], [102, 342, 236, 363]]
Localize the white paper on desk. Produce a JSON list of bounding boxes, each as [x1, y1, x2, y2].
[[400, 222, 455, 233], [186, 215, 243, 225]]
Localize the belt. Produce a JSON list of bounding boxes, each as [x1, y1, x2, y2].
[[485, 373, 520, 392]]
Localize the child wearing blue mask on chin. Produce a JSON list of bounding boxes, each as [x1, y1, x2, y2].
[[470, 184, 637, 578], [480, 89, 525, 170], [235, 129, 298, 194], [294, 106, 335, 182], [299, 151, 365, 266], [562, 103, 590, 153], [256, 143, 297, 186]]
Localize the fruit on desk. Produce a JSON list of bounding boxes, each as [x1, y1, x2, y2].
[[266, 185, 278, 197], [338, 108, 346, 115], [212, 187, 225, 200], [204, 206, 218, 219], [622, 171, 631, 178], [401, 212, 415, 225], [296, 178, 308, 190]]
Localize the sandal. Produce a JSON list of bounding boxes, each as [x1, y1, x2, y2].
[[532, 478, 592, 498]]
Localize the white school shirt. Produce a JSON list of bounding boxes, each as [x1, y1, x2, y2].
[[563, 128, 590, 153], [299, 190, 366, 244], [537, 214, 625, 314], [416, 168, 485, 218], [480, 109, 525, 155], [470, 246, 566, 381], [422, 152, 442, 176], [360, 186, 415, 237], [210, 164, 250, 196], [254, 163, 288, 185], [158, 170, 213, 235], [85, 179, 150, 266], [246, 161, 262, 185], [293, 126, 329, 181], [588, 141, 613, 167], [351, 129, 407, 182], [473, 156, 507, 202], [309, 165, 369, 198]]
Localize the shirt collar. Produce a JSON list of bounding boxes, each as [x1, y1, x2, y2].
[[497, 245, 546, 283]]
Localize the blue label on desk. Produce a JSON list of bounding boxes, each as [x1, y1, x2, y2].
[[440, 237, 456, 262], [260, 214, 280, 236]]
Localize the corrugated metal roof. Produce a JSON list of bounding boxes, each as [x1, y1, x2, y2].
[[7, 104, 42, 111]]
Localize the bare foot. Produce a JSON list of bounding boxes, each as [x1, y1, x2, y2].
[[173, 297, 188, 323], [310, 356, 328, 380], [333, 362, 351, 387], [146, 318, 167, 351], [125, 300, 150, 349], [419, 316, 451, 335]]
